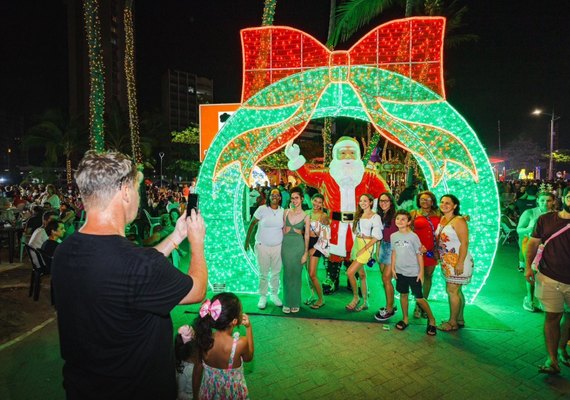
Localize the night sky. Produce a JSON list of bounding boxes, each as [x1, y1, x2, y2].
[[1, 0, 569, 155]]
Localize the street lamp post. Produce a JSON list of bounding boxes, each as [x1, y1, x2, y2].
[[159, 152, 165, 188], [532, 109, 561, 180]]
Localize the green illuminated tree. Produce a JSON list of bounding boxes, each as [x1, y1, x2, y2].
[[124, 0, 142, 163], [83, 0, 106, 151]]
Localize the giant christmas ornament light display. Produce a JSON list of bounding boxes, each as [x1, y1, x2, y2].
[[196, 17, 499, 303]]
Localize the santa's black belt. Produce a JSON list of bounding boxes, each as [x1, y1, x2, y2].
[[332, 212, 354, 223]]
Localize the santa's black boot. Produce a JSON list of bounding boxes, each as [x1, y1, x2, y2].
[[323, 261, 340, 295]]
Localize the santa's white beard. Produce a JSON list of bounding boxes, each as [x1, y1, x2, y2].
[[330, 159, 365, 187]]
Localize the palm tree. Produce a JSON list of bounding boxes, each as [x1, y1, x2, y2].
[[124, 0, 142, 164], [105, 101, 131, 154], [330, 0, 476, 48], [24, 110, 88, 184]]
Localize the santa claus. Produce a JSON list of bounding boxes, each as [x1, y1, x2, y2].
[[285, 136, 389, 293]]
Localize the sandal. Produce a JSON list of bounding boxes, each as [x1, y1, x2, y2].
[[437, 321, 458, 332], [426, 324, 437, 336], [355, 303, 369, 312], [538, 363, 561, 375], [304, 297, 316, 305], [457, 321, 466, 329], [395, 320, 409, 331], [345, 298, 359, 311], [310, 301, 325, 309], [558, 351, 570, 367]]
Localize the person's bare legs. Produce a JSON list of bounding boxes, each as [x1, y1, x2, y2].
[[416, 264, 436, 317], [558, 312, 570, 363], [358, 268, 368, 309], [380, 263, 395, 311], [346, 261, 363, 309], [438, 282, 463, 332], [398, 293, 409, 328], [416, 298, 436, 327], [422, 264, 436, 300], [309, 256, 324, 306], [544, 312, 563, 370], [457, 286, 466, 323]]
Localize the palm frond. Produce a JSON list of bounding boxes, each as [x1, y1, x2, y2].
[[329, 0, 399, 47], [444, 33, 478, 48]]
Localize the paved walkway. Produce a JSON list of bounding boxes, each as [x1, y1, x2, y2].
[[1, 243, 570, 399]]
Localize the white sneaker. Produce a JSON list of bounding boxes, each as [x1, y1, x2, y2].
[[282, 307, 291, 314], [270, 294, 283, 307], [257, 296, 267, 309], [291, 307, 300, 313]]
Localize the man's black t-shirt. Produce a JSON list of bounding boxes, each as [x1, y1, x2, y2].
[[41, 239, 59, 258], [515, 197, 537, 216], [532, 212, 570, 284], [52, 233, 193, 400], [25, 214, 42, 233]]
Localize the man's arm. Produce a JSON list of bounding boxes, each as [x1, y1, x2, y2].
[[516, 209, 533, 237], [525, 237, 541, 284], [179, 209, 208, 304]]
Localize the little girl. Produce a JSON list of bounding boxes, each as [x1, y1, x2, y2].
[[175, 325, 197, 400], [193, 293, 254, 399]]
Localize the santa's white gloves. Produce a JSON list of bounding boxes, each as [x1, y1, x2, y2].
[[285, 142, 306, 171]]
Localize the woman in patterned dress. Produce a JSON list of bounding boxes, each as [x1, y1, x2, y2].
[[435, 194, 473, 332]]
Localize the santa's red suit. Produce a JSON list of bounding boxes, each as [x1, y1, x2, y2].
[[295, 165, 388, 259]]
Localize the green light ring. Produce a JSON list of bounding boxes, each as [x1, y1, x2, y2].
[[197, 67, 499, 303]]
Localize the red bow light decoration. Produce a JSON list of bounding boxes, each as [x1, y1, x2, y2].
[[241, 17, 446, 102]]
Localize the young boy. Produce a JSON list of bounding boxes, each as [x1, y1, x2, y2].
[[390, 210, 437, 335]]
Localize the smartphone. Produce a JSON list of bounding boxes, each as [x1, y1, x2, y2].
[[188, 193, 199, 213]]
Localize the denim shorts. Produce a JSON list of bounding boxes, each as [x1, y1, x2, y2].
[[378, 241, 392, 265]]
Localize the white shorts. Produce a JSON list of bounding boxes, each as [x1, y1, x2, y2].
[[535, 271, 570, 313]]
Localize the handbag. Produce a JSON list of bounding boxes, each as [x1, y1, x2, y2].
[[314, 225, 330, 257], [531, 223, 570, 271]]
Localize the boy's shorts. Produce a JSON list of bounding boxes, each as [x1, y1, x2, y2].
[[396, 273, 424, 299]]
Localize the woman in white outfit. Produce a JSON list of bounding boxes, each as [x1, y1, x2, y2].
[[245, 188, 284, 309]]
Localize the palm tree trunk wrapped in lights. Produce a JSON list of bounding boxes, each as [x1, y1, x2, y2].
[[124, 0, 142, 164], [83, 0, 106, 152]]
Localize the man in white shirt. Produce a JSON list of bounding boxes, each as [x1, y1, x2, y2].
[[28, 211, 59, 249]]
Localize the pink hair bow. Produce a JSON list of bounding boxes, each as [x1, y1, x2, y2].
[[178, 325, 194, 344], [199, 299, 222, 321]]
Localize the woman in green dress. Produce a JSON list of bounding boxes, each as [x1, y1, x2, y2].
[[281, 187, 310, 313]]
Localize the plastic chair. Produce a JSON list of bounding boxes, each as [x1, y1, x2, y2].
[[24, 244, 52, 302], [499, 216, 517, 244], [74, 210, 86, 230], [19, 233, 31, 262], [143, 209, 161, 237]]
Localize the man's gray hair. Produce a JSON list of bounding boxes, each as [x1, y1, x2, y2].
[[75, 150, 138, 209]]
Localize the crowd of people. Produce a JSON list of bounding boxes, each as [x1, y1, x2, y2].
[[3, 162, 570, 395]]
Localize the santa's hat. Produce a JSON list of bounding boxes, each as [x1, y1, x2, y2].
[[333, 136, 361, 160]]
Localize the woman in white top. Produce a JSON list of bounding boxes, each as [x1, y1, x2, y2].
[[346, 194, 383, 312], [245, 188, 284, 310]]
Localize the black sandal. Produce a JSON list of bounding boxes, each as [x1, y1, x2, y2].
[[395, 320, 408, 331], [426, 324, 437, 336]]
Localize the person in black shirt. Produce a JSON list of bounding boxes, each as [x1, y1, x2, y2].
[[52, 150, 208, 400], [41, 220, 65, 258], [24, 205, 44, 235]]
